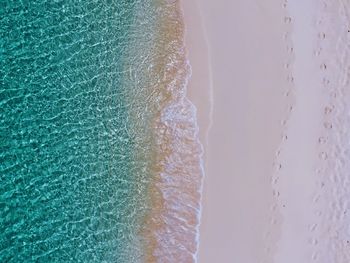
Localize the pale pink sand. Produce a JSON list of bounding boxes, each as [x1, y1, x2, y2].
[[183, 0, 350, 262], [272, 2, 324, 262], [181, 0, 212, 152], [182, 0, 293, 262], [274, 1, 350, 262]]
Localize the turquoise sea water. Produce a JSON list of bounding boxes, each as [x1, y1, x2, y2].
[[0, 1, 162, 262]]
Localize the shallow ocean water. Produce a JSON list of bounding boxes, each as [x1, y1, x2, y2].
[[0, 0, 204, 262], [0, 1, 154, 262]]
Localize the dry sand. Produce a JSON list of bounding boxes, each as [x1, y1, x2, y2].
[[183, 0, 292, 262], [182, 0, 350, 262], [274, 1, 350, 262]]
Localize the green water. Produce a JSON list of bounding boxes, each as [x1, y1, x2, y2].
[[0, 1, 158, 262]]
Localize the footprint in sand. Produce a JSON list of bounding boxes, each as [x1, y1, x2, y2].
[[314, 48, 322, 56], [330, 91, 337, 98], [308, 223, 318, 232], [318, 32, 326, 40], [283, 32, 289, 40], [308, 238, 319, 246], [270, 203, 278, 212], [322, 77, 330, 86], [319, 151, 328, 160], [323, 122, 333, 129], [270, 218, 278, 225], [284, 90, 291, 97], [312, 194, 320, 203], [272, 189, 281, 197], [282, 134, 288, 141], [282, 0, 288, 8], [284, 16, 292, 23], [286, 45, 294, 54], [315, 210, 323, 217], [330, 174, 340, 184], [273, 160, 282, 171], [324, 105, 334, 115], [287, 74, 294, 83], [315, 168, 322, 175], [271, 176, 279, 185], [311, 252, 319, 261], [284, 62, 291, 69], [281, 118, 287, 126], [322, 1, 328, 9]]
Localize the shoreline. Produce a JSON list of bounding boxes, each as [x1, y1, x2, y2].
[[181, 0, 213, 155], [181, 0, 213, 260], [143, 1, 206, 261]]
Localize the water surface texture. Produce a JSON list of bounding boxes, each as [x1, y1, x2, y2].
[[0, 1, 203, 262]]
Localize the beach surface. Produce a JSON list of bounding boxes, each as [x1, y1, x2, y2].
[[182, 0, 350, 262], [183, 0, 292, 262]]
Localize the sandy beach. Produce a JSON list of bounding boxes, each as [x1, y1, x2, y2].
[[183, 0, 293, 261], [182, 0, 350, 262]]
